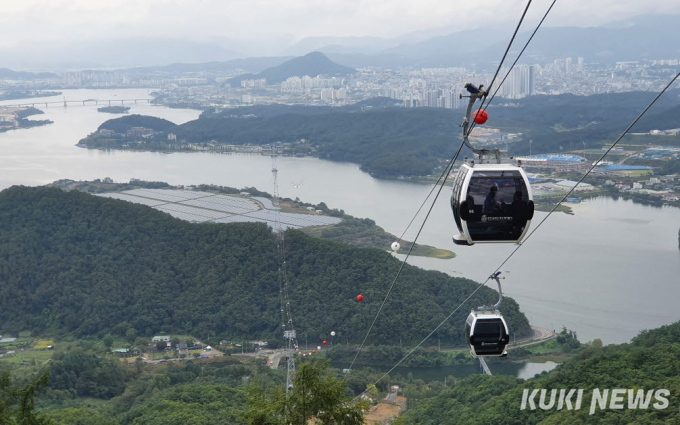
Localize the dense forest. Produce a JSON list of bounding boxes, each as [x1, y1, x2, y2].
[[0, 186, 530, 345], [397, 320, 680, 424], [81, 90, 680, 177], [97, 114, 177, 133]]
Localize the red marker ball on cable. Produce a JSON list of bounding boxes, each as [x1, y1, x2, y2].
[[357, 294, 364, 302], [473, 110, 488, 125]]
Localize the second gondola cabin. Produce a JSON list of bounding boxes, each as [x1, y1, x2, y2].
[[465, 310, 510, 357], [451, 162, 534, 245]]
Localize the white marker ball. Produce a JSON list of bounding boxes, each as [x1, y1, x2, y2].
[[331, 331, 336, 337], [391, 242, 400, 252]]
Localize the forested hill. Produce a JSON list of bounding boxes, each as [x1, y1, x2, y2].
[[97, 114, 177, 133], [81, 90, 680, 178], [226, 51, 356, 86], [399, 321, 680, 424], [0, 186, 530, 344]]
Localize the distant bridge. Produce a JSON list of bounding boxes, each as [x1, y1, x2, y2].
[[3, 98, 152, 108]]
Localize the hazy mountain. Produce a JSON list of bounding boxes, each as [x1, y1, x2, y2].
[[227, 52, 356, 86], [0, 68, 58, 80], [124, 57, 292, 75], [474, 23, 680, 65], [0, 38, 241, 70], [317, 15, 680, 69], [284, 36, 400, 56]]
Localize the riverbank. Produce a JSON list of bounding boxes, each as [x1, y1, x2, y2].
[[0, 106, 53, 133]]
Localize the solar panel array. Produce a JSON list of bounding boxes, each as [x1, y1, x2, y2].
[[97, 189, 341, 230], [123, 189, 211, 202], [179, 195, 259, 214], [245, 209, 340, 228], [156, 203, 232, 222], [97, 192, 167, 207]]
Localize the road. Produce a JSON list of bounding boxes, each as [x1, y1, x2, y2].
[[509, 326, 556, 350]]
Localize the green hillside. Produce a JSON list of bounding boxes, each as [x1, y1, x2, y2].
[[0, 186, 530, 344], [398, 321, 680, 424], [79, 90, 680, 178]]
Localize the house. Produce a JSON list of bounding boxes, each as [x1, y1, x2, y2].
[[152, 335, 171, 342], [112, 348, 131, 357], [177, 341, 188, 356]]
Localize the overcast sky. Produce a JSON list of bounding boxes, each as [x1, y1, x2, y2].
[[1, 0, 679, 53]]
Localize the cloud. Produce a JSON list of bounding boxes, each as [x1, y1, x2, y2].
[[0, 0, 679, 53]]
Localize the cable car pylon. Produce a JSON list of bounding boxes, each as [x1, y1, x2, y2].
[[272, 156, 297, 393]]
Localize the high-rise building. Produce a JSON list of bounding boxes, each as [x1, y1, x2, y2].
[[498, 65, 534, 98]]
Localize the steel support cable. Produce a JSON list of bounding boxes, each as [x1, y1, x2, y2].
[[345, 141, 467, 374], [468, 0, 533, 137], [345, 0, 536, 380], [467, 0, 557, 137], [361, 70, 680, 391]]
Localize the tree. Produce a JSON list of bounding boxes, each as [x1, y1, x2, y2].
[[366, 383, 379, 400], [155, 341, 167, 352], [0, 370, 54, 425], [102, 334, 114, 349], [243, 360, 369, 425], [125, 328, 138, 344]]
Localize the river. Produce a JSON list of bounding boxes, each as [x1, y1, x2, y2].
[[1, 88, 678, 349]]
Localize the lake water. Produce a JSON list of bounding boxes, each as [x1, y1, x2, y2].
[[1, 89, 679, 347]]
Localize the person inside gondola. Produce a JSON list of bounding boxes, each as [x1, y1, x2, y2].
[[483, 184, 501, 214], [510, 190, 528, 235]]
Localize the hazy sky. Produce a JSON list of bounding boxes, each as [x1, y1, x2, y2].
[[1, 0, 679, 52]]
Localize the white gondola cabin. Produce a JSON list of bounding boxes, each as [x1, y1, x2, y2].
[[451, 163, 534, 245], [465, 309, 510, 357]]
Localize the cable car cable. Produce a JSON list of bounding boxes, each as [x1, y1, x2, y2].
[[468, 0, 533, 134], [467, 0, 557, 137], [484, 68, 680, 276], [344, 0, 538, 376], [356, 69, 680, 392], [345, 143, 465, 375]]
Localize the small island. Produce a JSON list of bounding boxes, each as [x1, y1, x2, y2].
[[0, 106, 53, 133], [97, 105, 131, 114]]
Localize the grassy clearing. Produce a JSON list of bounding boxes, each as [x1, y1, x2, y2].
[[34, 339, 55, 350], [408, 244, 456, 259], [0, 349, 53, 365]]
